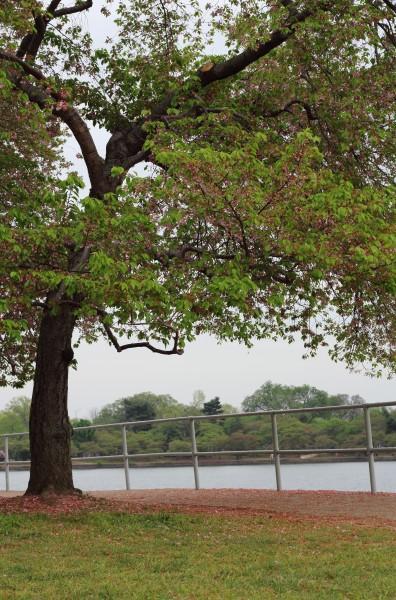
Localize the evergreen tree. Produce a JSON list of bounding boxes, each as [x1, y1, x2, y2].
[[203, 397, 223, 416]]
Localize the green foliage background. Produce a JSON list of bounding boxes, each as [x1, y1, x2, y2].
[[2, 383, 395, 462]]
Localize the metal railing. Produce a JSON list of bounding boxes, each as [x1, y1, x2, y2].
[[1, 400, 396, 493]]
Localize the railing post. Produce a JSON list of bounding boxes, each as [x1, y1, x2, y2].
[[271, 414, 282, 491], [4, 436, 10, 492], [364, 407, 376, 493], [121, 425, 131, 490], [190, 419, 200, 490]]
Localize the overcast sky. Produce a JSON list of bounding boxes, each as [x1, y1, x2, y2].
[[1, 3, 394, 417], [1, 334, 395, 418]]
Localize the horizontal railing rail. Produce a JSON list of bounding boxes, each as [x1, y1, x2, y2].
[[1, 400, 396, 493]]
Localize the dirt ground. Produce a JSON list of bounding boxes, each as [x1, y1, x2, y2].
[[93, 489, 396, 523], [1, 488, 396, 525]]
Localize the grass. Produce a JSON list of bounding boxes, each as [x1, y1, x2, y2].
[[0, 511, 395, 599]]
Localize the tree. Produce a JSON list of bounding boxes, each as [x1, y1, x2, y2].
[[203, 397, 224, 415], [0, 397, 31, 460], [242, 381, 365, 416], [382, 408, 396, 433], [0, 1, 395, 494], [94, 392, 180, 424], [191, 390, 206, 411], [243, 381, 300, 412], [123, 397, 156, 427], [0, 396, 30, 433], [70, 418, 95, 443]]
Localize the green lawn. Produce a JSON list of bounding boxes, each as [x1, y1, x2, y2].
[[0, 511, 395, 599]]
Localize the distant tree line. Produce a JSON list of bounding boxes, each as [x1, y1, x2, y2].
[[1, 383, 395, 462]]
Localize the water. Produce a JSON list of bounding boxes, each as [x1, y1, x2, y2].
[[1, 461, 396, 493]]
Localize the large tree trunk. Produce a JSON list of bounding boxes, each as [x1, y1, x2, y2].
[[26, 302, 77, 495]]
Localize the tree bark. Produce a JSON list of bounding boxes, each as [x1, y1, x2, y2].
[[26, 302, 77, 495]]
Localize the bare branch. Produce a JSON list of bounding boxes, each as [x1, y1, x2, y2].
[[262, 99, 318, 121], [100, 318, 184, 355], [46, 1, 63, 12], [0, 49, 46, 81], [117, 337, 184, 355], [58, 106, 106, 193], [123, 149, 150, 171], [381, 0, 396, 14], [17, 0, 92, 60], [156, 246, 236, 262], [53, 1, 93, 17], [3, 354, 17, 376], [377, 20, 396, 46], [8, 75, 49, 108], [32, 301, 47, 309], [16, 15, 47, 60]]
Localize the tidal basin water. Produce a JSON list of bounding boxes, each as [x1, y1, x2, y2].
[[1, 461, 396, 492]]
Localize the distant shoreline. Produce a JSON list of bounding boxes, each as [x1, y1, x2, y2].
[[2, 455, 396, 472]]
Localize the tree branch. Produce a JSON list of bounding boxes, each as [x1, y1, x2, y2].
[[198, 7, 314, 86], [46, 1, 63, 12], [0, 49, 46, 81], [381, 0, 396, 14], [17, 0, 93, 60], [16, 12, 48, 60], [53, 1, 93, 17], [377, 20, 396, 46], [2, 10, 108, 198], [262, 99, 318, 121], [123, 149, 150, 171], [58, 106, 106, 195], [101, 319, 184, 355], [0, 51, 106, 195], [107, 4, 328, 175], [155, 246, 236, 263]]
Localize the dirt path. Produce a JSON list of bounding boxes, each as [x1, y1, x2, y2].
[[93, 489, 396, 523], [2, 489, 396, 524]]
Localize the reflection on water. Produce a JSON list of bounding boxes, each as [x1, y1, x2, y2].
[[1, 461, 395, 493]]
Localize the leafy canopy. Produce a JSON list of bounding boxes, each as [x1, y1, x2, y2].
[[242, 380, 365, 414], [0, 0, 395, 387]]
